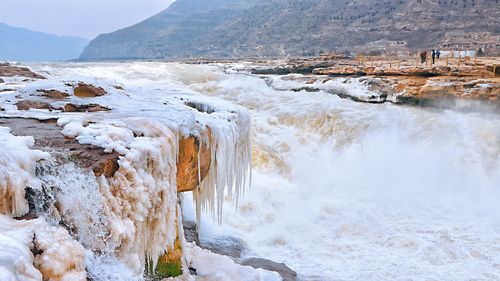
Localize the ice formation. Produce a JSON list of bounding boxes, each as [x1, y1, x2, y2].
[[183, 242, 282, 281], [0, 215, 86, 281], [0, 128, 87, 281], [1, 62, 253, 280], [0, 126, 49, 217], [72, 119, 179, 273], [0, 215, 42, 281], [56, 112, 251, 272], [193, 108, 252, 224]]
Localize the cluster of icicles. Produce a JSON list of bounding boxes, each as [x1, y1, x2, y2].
[[0, 112, 251, 280]]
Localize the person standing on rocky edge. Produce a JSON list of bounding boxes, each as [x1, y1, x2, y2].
[[431, 49, 436, 64], [436, 49, 441, 60], [420, 51, 427, 64]]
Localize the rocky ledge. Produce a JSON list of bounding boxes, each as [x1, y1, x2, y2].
[[0, 117, 210, 190], [242, 55, 500, 111], [273, 75, 500, 111], [0, 62, 46, 79]]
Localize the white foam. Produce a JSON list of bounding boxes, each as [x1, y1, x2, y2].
[[188, 69, 500, 280]]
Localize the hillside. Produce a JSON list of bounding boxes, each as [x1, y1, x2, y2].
[[0, 23, 89, 62], [80, 0, 500, 60]]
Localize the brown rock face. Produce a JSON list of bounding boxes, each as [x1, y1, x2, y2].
[[91, 157, 119, 178], [73, 83, 107, 98], [63, 103, 110, 112], [16, 100, 51, 111], [37, 89, 69, 100], [176, 130, 212, 193]]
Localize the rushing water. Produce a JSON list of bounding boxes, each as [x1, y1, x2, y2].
[[31, 62, 500, 280]]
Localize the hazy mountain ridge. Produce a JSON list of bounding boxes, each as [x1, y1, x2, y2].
[[0, 23, 89, 62], [80, 0, 260, 60], [80, 0, 499, 60]]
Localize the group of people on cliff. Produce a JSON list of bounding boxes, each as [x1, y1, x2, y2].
[[419, 49, 441, 64]]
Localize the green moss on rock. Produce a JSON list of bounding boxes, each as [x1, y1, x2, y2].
[[155, 258, 182, 278]]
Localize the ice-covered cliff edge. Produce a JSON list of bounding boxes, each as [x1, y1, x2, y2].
[[0, 63, 263, 280]]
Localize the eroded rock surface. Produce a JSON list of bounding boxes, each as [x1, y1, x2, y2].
[[63, 103, 110, 112], [362, 76, 500, 110], [313, 64, 495, 78], [15, 100, 52, 111], [0, 62, 45, 79], [37, 89, 69, 100], [254, 56, 499, 110], [0, 118, 120, 178], [177, 130, 212, 192], [73, 82, 107, 97]]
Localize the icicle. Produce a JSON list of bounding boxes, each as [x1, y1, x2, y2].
[[192, 107, 252, 225]]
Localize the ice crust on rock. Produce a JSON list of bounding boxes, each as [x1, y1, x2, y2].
[[0, 215, 86, 281], [56, 114, 251, 273], [0, 215, 42, 281], [184, 242, 282, 281]]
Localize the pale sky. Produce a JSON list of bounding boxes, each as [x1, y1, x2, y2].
[[0, 0, 175, 39]]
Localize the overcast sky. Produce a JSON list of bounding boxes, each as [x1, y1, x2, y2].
[[0, 0, 175, 39]]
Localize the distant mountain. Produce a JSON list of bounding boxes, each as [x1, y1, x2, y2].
[[80, 0, 500, 60], [80, 0, 258, 60], [0, 23, 89, 62]]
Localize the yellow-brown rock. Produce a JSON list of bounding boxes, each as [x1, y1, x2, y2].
[[73, 83, 107, 98], [176, 129, 212, 193], [92, 157, 120, 178]]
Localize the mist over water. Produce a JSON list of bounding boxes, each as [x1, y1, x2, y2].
[[31, 62, 500, 280]]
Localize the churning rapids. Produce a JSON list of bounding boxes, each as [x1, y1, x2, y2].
[[4, 62, 500, 281]]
